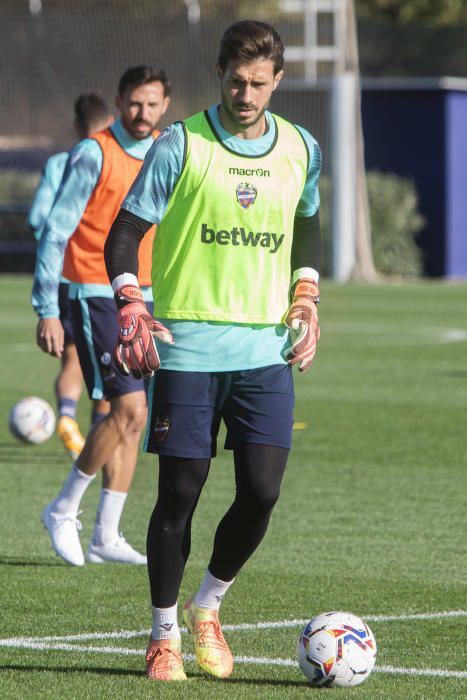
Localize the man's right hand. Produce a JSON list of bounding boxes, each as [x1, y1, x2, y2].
[[114, 285, 174, 379], [36, 318, 65, 357]]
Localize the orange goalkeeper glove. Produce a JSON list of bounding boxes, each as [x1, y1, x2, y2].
[[284, 279, 320, 373], [114, 285, 173, 378]]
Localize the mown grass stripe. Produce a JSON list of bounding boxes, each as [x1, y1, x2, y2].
[[1, 640, 466, 679]]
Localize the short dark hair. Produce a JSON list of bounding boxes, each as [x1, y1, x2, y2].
[[218, 20, 285, 75], [118, 65, 171, 97], [74, 93, 109, 134]]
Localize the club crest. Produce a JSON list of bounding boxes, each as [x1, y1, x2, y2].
[[154, 417, 171, 442], [236, 182, 257, 209]]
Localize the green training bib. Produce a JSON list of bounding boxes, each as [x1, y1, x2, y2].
[[152, 110, 308, 324]]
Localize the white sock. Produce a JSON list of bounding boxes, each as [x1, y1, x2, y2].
[[92, 489, 127, 545], [151, 604, 180, 640], [194, 569, 235, 610], [53, 465, 95, 514]]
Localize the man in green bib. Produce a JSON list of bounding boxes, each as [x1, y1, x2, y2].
[[105, 19, 321, 682]]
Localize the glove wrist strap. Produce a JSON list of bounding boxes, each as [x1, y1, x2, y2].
[[293, 279, 320, 304], [114, 284, 144, 310]]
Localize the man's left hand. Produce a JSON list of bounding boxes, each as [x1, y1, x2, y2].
[[284, 279, 320, 373]]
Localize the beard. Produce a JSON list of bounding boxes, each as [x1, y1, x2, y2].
[[220, 92, 270, 130], [123, 117, 154, 140]]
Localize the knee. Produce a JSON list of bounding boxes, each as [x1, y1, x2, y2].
[[259, 487, 281, 514], [151, 494, 197, 534], [111, 395, 147, 435], [240, 483, 282, 515], [156, 517, 189, 536], [128, 400, 148, 432]]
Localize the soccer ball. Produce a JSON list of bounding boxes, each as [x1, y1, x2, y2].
[[297, 611, 377, 687], [8, 397, 56, 445]]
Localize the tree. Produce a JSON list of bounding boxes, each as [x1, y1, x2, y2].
[[355, 0, 465, 25]]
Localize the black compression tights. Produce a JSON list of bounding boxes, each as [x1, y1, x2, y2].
[[147, 444, 289, 607]]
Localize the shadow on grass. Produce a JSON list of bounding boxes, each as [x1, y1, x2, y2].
[[0, 442, 55, 450], [442, 370, 467, 379], [2, 665, 307, 688], [0, 557, 65, 567], [192, 672, 306, 688], [1, 664, 142, 678]]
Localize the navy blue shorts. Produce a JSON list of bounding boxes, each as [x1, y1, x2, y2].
[[145, 365, 295, 458], [69, 296, 153, 401], [58, 282, 74, 345]]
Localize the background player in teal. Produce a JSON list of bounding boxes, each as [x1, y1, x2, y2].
[[33, 66, 172, 568], [105, 21, 321, 681], [29, 153, 68, 238], [29, 94, 112, 460]]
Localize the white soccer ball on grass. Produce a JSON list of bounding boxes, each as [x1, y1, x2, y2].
[[297, 610, 377, 687], [8, 396, 56, 445]]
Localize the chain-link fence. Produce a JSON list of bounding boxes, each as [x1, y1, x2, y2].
[[1, 0, 340, 270]]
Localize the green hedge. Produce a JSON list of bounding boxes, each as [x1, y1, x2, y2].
[[0, 169, 40, 203], [0, 169, 40, 242], [367, 170, 424, 277], [319, 170, 424, 277]]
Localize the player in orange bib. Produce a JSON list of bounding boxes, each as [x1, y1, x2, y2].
[[32, 66, 171, 566]]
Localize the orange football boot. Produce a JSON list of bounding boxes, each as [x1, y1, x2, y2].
[[57, 416, 85, 461], [182, 598, 233, 678], [145, 638, 187, 681]]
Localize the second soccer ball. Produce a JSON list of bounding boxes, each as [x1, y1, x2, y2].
[[8, 396, 56, 445]]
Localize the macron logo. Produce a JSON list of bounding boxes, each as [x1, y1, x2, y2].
[[201, 223, 284, 254], [229, 166, 270, 177]]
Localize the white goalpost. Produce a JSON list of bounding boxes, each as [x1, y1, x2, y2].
[[282, 0, 377, 282]]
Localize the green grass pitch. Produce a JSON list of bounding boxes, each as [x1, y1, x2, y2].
[[1, 274, 466, 698]]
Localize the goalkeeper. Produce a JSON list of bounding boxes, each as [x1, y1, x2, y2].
[[105, 19, 321, 682]]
